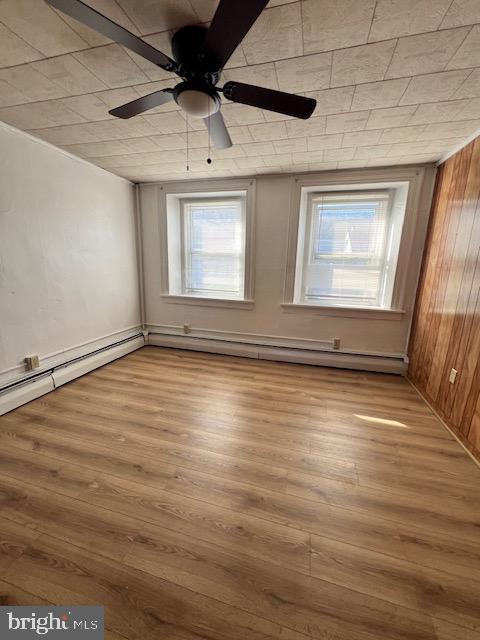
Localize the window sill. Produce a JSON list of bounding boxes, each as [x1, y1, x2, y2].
[[161, 294, 255, 310], [281, 303, 405, 321]]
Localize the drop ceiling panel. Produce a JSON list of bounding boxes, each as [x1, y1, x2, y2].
[[0, 0, 479, 182]]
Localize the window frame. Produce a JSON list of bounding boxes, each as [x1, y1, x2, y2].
[[158, 179, 256, 308], [300, 189, 394, 308], [179, 195, 246, 299], [283, 167, 432, 319]]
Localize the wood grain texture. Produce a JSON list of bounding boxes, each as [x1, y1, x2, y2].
[[0, 346, 479, 640], [409, 136, 480, 461]]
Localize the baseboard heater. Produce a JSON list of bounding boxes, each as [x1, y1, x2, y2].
[[0, 332, 144, 416], [147, 332, 406, 375]]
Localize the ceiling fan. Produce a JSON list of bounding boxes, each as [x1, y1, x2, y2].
[[47, 0, 316, 150]]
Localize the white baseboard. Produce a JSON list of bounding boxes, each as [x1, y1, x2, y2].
[[147, 333, 406, 374], [0, 376, 55, 416], [0, 334, 144, 416]]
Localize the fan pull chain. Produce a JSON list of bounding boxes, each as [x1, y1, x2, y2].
[[207, 97, 212, 165]]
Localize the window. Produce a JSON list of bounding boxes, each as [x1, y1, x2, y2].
[[291, 182, 409, 310], [181, 197, 245, 299], [162, 181, 255, 306]]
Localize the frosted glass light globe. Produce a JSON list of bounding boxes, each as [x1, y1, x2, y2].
[[177, 89, 219, 119]]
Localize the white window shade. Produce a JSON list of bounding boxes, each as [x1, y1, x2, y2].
[[300, 190, 393, 308], [181, 197, 245, 299]]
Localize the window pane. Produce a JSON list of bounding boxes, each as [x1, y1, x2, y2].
[[189, 203, 242, 254], [304, 192, 390, 307], [183, 199, 245, 298], [188, 254, 242, 294]]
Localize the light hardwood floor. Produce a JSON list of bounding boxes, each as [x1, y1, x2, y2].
[[0, 346, 479, 640]]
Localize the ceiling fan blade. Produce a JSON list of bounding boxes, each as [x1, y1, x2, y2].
[[109, 90, 174, 119], [223, 81, 317, 120], [204, 111, 232, 150], [46, 0, 176, 71], [202, 0, 269, 71]]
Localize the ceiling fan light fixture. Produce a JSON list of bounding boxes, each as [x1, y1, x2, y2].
[[176, 89, 220, 119]]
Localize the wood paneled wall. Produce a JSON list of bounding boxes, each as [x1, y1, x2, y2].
[[409, 137, 480, 461]]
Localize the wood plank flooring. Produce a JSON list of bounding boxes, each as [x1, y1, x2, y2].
[[0, 346, 479, 640]]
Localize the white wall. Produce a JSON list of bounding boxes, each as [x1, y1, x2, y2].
[[140, 166, 436, 360], [0, 123, 141, 385]]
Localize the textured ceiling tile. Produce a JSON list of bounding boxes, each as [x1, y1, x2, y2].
[[387, 140, 440, 156], [337, 159, 368, 169], [142, 111, 187, 135], [2, 100, 87, 129], [221, 103, 265, 126], [227, 126, 254, 144], [87, 116, 156, 140], [354, 144, 392, 159], [222, 63, 280, 91], [400, 69, 471, 105], [115, 0, 196, 34], [58, 94, 113, 121], [32, 54, 108, 94], [73, 44, 149, 88], [456, 98, 480, 119], [53, 0, 140, 47], [273, 138, 308, 153], [378, 125, 426, 144], [440, 0, 480, 28], [325, 110, 370, 133], [409, 99, 469, 124], [242, 141, 276, 156], [258, 153, 293, 167], [447, 25, 480, 69], [454, 68, 480, 98], [285, 115, 326, 138], [365, 105, 417, 129], [304, 87, 354, 116], [302, 0, 375, 54], [323, 147, 356, 161], [0, 78, 30, 108], [122, 136, 167, 153], [96, 86, 141, 108], [242, 3, 302, 65], [350, 78, 410, 111], [274, 52, 332, 93], [0, 65, 69, 101], [0, 23, 44, 68], [331, 40, 397, 87], [125, 31, 175, 81], [369, 0, 451, 42], [0, 0, 88, 56], [417, 119, 480, 140], [144, 133, 186, 150], [342, 130, 383, 147], [248, 121, 288, 142], [61, 140, 131, 157], [29, 123, 101, 145], [235, 156, 266, 170], [385, 27, 470, 78], [306, 133, 344, 151]]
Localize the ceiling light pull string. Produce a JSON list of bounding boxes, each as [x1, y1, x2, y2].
[[186, 111, 189, 172]]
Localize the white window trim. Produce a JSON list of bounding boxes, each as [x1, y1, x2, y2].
[[283, 166, 432, 320], [157, 178, 256, 308]]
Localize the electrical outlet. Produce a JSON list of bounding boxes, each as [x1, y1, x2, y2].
[[333, 338, 341, 350], [449, 368, 457, 384], [25, 355, 40, 371], [183, 323, 191, 334]]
